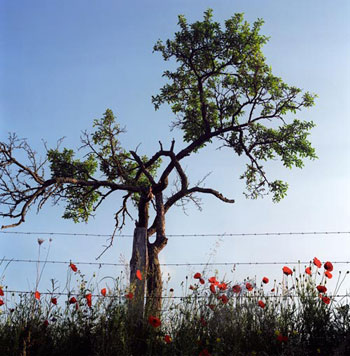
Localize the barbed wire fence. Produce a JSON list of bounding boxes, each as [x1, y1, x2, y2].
[[1, 230, 350, 300]]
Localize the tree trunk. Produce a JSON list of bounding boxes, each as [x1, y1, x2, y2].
[[128, 192, 150, 320], [145, 192, 167, 317], [146, 246, 162, 317], [129, 227, 148, 318]]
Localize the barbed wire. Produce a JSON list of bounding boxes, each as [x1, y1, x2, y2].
[[1, 258, 350, 267], [1, 230, 350, 238], [2, 289, 349, 299]]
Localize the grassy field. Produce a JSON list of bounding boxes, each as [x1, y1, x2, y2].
[[0, 259, 349, 356]]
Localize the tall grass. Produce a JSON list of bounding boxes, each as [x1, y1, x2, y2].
[[0, 260, 349, 355]]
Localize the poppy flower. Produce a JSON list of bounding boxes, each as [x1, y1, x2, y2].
[[0, 287, 4, 296], [200, 317, 207, 326], [258, 300, 265, 309], [169, 288, 174, 292], [322, 296, 331, 305], [35, 291, 41, 300], [125, 292, 134, 300], [199, 349, 211, 356], [208, 277, 219, 285], [189, 285, 195, 290], [194, 272, 202, 279], [246, 282, 253, 291], [218, 282, 227, 291], [262, 277, 269, 284], [199, 278, 205, 285], [313, 257, 322, 268], [232, 284, 241, 294], [69, 297, 77, 304], [43, 320, 49, 327], [324, 261, 333, 272], [271, 288, 275, 292], [51, 297, 57, 305], [209, 284, 216, 294], [164, 335, 172, 344], [219, 294, 229, 304], [69, 263, 78, 272], [86, 293, 92, 307], [136, 270, 142, 280], [305, 267, 312, 276], [148, 315, 161, 328], [75, 302, 79, 310], [207, 304, 215, 310], [0, 299, 4, 306], [316, 285, 327, 293], [282, 266, 293, 276], [277, 334, 288, 342], [325, 271, 333, 279], [101, 288, 107, 296]]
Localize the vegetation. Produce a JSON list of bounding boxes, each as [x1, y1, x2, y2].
[[0, 257, 349, 356]]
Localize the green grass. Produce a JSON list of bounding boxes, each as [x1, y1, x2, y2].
[[0, 262, 349, 356]]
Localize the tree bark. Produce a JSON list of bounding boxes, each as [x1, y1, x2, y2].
[[129, 227, 148, 319], [128, 192, 150, 320], [145, 192, 167, 317]]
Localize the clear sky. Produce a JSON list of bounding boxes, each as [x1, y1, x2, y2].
[[1, 0, 350, 298]]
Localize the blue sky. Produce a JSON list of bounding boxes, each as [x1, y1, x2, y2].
[[1, 0, 350, 298]]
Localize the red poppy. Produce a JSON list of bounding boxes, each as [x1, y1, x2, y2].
[[199, 278, 205, 285], [209, 284, 216, 294], [169, 288, 174, 292], [86, 293, 92, 307], [246, 282, 253, 291], [258, 300, 265, 309], [324, 261, 333, 272], [282, 266, 293, 276], [75, 302, 79, 311], [43, 320, 49, 327], [199, 349, 211, 356], [136, 270, 142, 280], [322, 296, 331, 305], [69, 297, 77, 304], [207, 304, 215, 310], [232, 284, 241, 294], [0, 299, 4, 306], [271, 288, 275, 292], [148, 315, 161, 328], [125, 292, 134, 300], [325, 271, 333, 279], [51, 297, 57, 305], [189, 285, 195, 290], [0, 287, 4, 296], [262, 277, 269, 284], [208, 277, 219, 285], [194, 272, 202, 279], [316, 285, 327, 293], [101, 288, 107, 296], [35, 291, 41, 300], [200, 317, 207, 326], [164, 335, 172, 344], [277, 334, 288, 342], [219, 294, 229, 304], [69, 263, 78, 272], [218, 282, 227, 291], [313, 257, 322, 268], [305, 267, 312, 276]]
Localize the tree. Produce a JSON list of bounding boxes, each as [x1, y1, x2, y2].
[[0, 10, 316, 317]]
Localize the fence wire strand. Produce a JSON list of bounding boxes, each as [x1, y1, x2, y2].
[[1, 230, 350, 238]]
